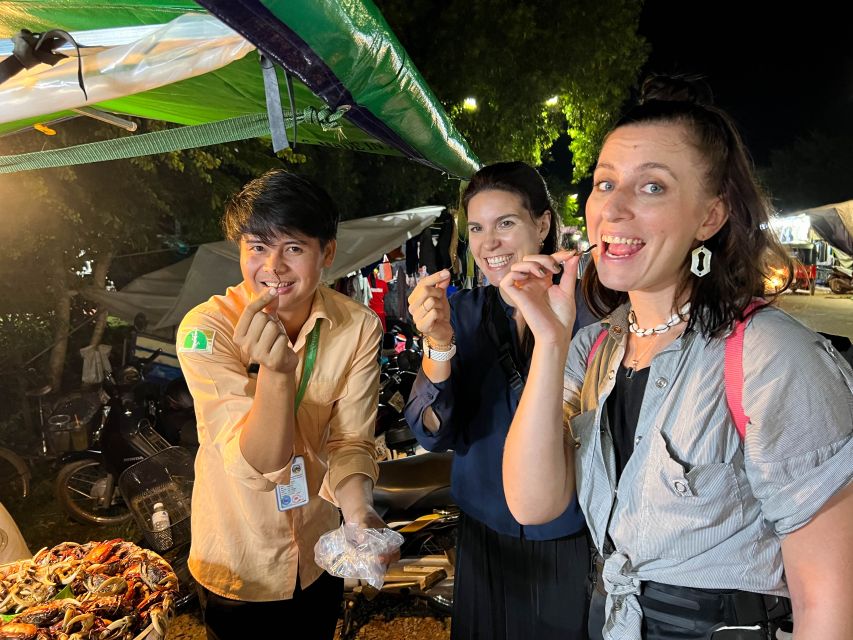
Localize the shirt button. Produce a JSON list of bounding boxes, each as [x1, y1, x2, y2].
[[608, 370, 616, 380], [634, 435, 643, 445], [655, 377, 668, 388], [674, 481, 688, 494], [612, 326, 623, 335]]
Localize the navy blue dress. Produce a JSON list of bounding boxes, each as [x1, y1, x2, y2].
[[404, 284, 594, 640]]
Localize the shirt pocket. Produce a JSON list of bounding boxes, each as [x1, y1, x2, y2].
[[568, 407, 599, 456], [641, 434, 744, 560], [298, 378, 345, 452]]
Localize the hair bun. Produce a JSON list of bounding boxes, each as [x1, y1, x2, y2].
[[640, 74, 714, 107]]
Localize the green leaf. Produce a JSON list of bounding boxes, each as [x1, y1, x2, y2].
[[0, 584, 75, 622]]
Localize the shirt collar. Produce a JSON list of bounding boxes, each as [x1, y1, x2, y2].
[[292, 287, 335, 352]]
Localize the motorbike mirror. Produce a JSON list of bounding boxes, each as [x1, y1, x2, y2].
[[120, 366, 140, 385], [133, 312, 148, 332]]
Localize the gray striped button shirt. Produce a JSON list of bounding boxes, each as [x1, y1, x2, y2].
[[564, 304, 853, 640]]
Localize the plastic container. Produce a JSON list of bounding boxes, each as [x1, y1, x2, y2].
[[118, 447, 194, 552], [151, 502, 173, 550], [45, 414, 88, 453]]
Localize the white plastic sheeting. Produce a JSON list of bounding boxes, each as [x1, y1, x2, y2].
[[0, 13, 255, 124]]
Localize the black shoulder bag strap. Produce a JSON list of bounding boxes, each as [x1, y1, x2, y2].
[[481, 286, 526, 399]]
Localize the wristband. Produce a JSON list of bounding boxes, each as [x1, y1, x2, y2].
[[424, 335, 456, 361]]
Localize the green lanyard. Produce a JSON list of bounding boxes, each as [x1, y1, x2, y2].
[[294, 322, 322, 413]]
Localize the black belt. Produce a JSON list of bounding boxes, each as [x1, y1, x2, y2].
[[589, 551, 789, 639]]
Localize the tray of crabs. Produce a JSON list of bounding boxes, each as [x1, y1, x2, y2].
[[0, 538, 177, 640]]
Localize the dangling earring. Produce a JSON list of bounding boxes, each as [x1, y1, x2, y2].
[[691, 244, 712, 277]]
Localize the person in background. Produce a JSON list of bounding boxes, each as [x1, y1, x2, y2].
[[178, 170, 387, 640], [405, 162, 592, 640], [501, 75, 853, 640]]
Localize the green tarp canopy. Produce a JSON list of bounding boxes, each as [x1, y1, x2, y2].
[[0, 0, 479, 177]]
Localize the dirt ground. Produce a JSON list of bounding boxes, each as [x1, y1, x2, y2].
[[776, 288, 853, 338], [2, 459, 450, 640], [167, 608, 450, 640]]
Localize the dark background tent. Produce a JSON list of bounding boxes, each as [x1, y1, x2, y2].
[[793, 201, 853, 257], [81, 207, 444, 334]]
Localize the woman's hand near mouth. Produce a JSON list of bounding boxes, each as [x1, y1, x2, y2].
[[408, 270, 453, 345], [499, 250, 581, 347]]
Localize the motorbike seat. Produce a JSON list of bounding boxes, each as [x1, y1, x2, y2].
[[374, 451, 453, 515], [384, 424, 416, 449], [165, 378, 194, 410]]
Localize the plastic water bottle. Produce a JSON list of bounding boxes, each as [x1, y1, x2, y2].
[[151, 502, 172, 550]]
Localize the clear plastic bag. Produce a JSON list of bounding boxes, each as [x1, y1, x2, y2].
[[314, 523, 404, 590]]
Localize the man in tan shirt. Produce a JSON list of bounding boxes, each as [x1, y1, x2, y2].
[[177, 170, 385, 639]]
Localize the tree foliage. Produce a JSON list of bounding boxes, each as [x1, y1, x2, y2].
[[375, 0, 648, 180], [0, 118, 283, 386]]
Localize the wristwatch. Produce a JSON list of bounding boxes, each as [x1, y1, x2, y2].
[[424, 335, 456, 361]]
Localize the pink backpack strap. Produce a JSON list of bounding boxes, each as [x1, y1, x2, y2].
[[587, 328, 608, 368], [724, 300, 767, 440]]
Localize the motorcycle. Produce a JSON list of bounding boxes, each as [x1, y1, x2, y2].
[[827, 264, 853, 294], [339, 321, 459, 636], [375, 322, 423, 459], [54, 351, 194, 525]]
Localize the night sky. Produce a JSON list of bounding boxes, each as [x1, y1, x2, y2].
[[638, 0, 853, 166], [545, 1, 853, 212]]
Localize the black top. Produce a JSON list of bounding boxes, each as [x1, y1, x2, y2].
[[606, 364, 651, 479]]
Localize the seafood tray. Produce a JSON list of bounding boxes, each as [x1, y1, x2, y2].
[[0, 539, 178, 639]]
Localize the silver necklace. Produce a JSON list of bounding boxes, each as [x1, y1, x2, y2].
[[625, 334, 659, 379], [628, 303, 691, 337]]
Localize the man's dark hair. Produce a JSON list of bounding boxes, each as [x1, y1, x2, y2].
[[222, 170, 339, 247]]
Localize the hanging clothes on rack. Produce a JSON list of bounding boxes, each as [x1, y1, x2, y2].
[[417, 208, 454, 273], [367, 272, 388, 330]]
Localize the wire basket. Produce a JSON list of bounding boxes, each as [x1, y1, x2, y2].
[[118, 446, 194, 553]]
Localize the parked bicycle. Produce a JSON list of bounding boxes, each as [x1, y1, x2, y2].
[[0, 369, 102, 506]]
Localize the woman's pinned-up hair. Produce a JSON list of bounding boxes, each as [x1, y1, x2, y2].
[[582, 74, 793, 338]]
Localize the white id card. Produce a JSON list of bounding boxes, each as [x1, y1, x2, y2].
[[275, 456, 309, 511]]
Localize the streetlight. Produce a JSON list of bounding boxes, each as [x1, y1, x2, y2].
[[462, 97, 477, 112], [545, 95, 559, 106]]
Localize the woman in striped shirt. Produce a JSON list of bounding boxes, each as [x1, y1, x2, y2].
[[500, 75, 853, 640]]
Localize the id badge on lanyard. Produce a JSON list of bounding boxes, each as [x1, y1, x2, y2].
[[275, 455, 309, 511], [275, 322, 321, 513]]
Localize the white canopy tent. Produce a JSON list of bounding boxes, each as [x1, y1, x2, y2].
[[82, 206, 442, 335]]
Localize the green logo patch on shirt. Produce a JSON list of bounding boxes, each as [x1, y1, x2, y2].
[[178, 328, 216, 354]]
